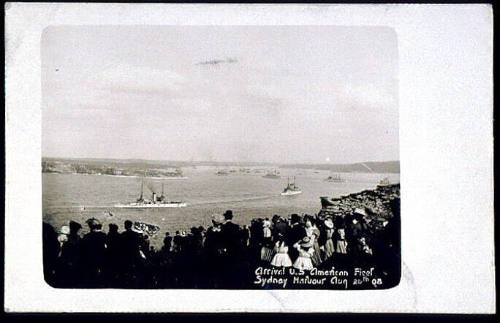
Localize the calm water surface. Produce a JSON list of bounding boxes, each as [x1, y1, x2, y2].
[[43, 168, 400, 249]]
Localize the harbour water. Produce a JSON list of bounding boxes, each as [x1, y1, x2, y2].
[[43, 167, 400, 249]]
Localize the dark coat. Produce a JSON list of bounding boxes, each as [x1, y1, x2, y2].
[[120, 229, 143, 265], [80, 230, 107, 272], [163, 236, 173, 252], [220, 221, 241, 257]]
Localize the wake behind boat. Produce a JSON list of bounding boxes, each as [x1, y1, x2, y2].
[[281, 177, 302, 196], [114, 180, 187, 208]]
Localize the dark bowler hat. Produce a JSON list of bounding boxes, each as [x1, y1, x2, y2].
[[223, 210, 233, 220], [290, 213, 300, 224]]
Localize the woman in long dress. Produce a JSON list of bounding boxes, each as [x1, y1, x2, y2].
[[323, 218, 335, 261], [293, 237, 315, 270], [260, 219, 274, 263], [270, 235, 292, 267]]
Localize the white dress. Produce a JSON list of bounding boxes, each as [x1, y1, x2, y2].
[[293, 245, 314, 270], [270, 242, 292, 267]]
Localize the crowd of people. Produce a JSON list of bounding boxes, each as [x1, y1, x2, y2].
[[44, 197, 400, 289]]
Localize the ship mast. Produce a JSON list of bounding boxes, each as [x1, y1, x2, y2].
[[139, 177, 144, 200]]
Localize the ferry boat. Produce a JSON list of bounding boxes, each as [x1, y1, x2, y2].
[[263, 169, 280, 179], [325, 174, 346, 183], [281, 177, 302, 196], [115, 180, 187, 208]]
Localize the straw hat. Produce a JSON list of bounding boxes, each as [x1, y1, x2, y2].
[[211, 213, 225, 224], [60, 225, 70, 235], [299, 236, 313, 248], [354, 208, 367, 216]]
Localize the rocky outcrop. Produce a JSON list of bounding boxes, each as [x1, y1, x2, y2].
[[319, 184, 400, 226]]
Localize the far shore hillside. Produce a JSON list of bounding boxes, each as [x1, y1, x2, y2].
[[42, 158, 400, 175]]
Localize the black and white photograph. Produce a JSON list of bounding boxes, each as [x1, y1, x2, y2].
[[41, 26, 401, 290], [5, 3, 494, 313]]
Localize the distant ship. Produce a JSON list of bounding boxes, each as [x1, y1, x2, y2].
[[163, 168, 184, 178], [325, 174, 346, 183], [263, 169, 280, 179], [215, 169, 229, 176], [115, 180, 187, 208], [281, 177, 302, 196], [378, 177, 391, 186]]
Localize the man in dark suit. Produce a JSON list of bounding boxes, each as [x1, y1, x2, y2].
[[220, 210, 243, 287], [120, 220, 144, 281], [220, 210, 241, 257], [80, 218, 107, 286]]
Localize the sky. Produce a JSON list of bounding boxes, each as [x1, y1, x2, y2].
[[42, 26, 399, 164]]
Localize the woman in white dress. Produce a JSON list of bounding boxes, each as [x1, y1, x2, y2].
[[323, 218, 335, 261], [270, 235, 292, 267], [293, 236, 315, 270], [260, 219, 274, 262], [335, 228, 348, 254]]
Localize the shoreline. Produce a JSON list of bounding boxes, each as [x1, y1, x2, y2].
[[42, 172, 189, 180]]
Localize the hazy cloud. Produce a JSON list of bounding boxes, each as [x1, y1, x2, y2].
[[196, 57, 238, 65], [42, 26, 399, 164]]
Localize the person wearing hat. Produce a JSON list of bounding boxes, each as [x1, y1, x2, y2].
[[292, 236, 315, 270], [335, 228, 348, 255], [287, 214, 306, 263], [322, 218, 335, 262], [262, 219, 272, 239], [80, 218, 107, 285], [204, 214, 224, 257], [220, 210, 241, 259], [260, 219, 274, 263], [270, 233, 292, 268], [58, 225, 70, 245], [120, 219, 145, 275], [59, 221, 83, 283], [273, 216, 289, 242]]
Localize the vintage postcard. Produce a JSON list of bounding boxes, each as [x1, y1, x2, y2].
[[41, 25, 400, 291], [4, 3, 494, 313]]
